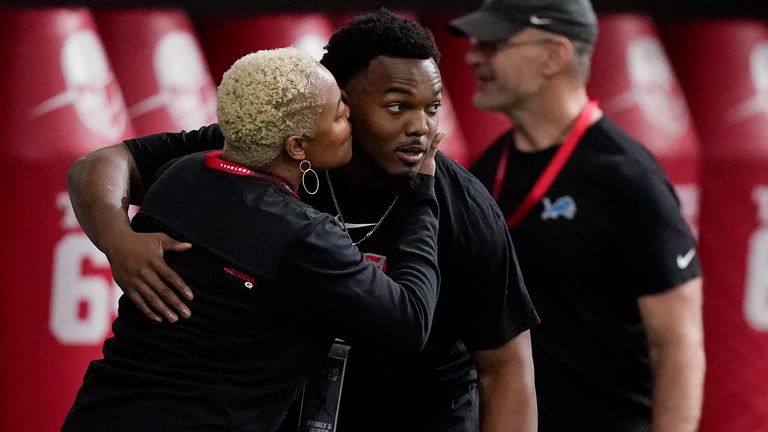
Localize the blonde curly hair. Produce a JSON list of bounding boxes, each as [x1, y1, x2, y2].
[[217, 48, 325, 168]]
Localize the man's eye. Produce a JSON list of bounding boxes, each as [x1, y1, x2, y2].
[[386, 104, 405, 113], [426, 103, 441, 114]]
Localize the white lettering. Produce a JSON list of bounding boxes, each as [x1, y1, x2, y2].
[[306, 420, 332, 431], [754, 186, 768, 225], [57, 191, 80, 230], [744, 185, 768, 331]]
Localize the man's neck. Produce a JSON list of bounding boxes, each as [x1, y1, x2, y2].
[[506, 85, 600, 153], [331, 155, 396, 191]]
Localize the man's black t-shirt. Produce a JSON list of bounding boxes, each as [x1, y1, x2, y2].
[[471, 117, 701, 431], [124, 124, 539, 431]]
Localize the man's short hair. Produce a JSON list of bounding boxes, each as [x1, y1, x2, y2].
[[321, 9, 441, 87], [571, 39, 594, 81], [217, 47, 325, 168]]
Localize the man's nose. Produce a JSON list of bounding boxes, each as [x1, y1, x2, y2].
[[465, 43, 487, 67], [405, 111, 430, 137]]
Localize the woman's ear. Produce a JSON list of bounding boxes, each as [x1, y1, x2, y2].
[[284, 135, 307, 161]]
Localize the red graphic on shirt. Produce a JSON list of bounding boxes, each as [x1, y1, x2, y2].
[[223, 267, 256, 285], [363, 253, 387, 273]]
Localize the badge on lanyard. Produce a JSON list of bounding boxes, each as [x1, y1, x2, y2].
[[295, 341, 351, 432]]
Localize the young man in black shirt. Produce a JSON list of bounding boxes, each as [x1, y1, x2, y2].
[[67, 10, 539, 432], [450, 0, 705, 431]]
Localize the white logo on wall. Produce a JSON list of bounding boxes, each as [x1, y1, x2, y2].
[[32, 29, 127, 140], [730, 42, 768, 123], [745, 186, 768, 332], [128, 31, 216, 130], [606, 36, 690, 142], [293, 34, 328, 61]]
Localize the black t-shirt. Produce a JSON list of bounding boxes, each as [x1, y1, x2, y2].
[[124, 124, 539, 431], [471, 117, 701, 432], [64, 151, 440, 432]]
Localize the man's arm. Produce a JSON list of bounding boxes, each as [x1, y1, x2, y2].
[[67, 143, 193, 322], [638, 277, 705, 432], [473, 331, 537, 432]]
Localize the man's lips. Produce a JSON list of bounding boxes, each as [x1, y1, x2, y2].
[[396, 144, 427, 166], [476, 75, 494, 89], [473, 69, 495, 88]]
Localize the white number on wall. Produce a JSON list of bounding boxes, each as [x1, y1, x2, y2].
[[745, 186, 768, 331], [50, 233, 114, 344]]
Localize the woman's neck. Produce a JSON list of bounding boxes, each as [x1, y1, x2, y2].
[[257, 160, 300, 191], [221, 150, 300, 190]]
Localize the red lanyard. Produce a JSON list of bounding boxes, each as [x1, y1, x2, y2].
[[204, 150, 299, 198], [492, 100, 598, 229]]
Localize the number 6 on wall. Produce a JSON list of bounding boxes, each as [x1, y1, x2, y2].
[[50, 233, 114, 345]]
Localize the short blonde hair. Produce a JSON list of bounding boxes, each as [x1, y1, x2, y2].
[[217, 48, 325, 168]]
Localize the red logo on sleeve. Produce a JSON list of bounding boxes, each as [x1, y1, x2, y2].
[[363, 253, 388, 273]]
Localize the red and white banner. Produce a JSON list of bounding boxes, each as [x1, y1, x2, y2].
[[0, 8, 132, 431], [665, 20, 768, 432], [196, 13, 335, 83], [96, 8, 216, 134], [589, 14, 701, 234]]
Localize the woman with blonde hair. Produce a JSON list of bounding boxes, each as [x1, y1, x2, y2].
[[63, 47, 443, 432]]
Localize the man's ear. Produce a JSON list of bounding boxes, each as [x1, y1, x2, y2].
[[284, 135, 307, 161], [543, 36, 574, 76]]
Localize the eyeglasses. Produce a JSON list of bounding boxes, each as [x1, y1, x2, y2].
[[470, 37, 555, 56]]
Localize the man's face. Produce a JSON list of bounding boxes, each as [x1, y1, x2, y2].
[[465, 28, 553, 112], [343, 56, 442, 180]]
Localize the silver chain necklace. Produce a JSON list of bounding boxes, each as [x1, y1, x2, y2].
[[325, 171, 399, 246]]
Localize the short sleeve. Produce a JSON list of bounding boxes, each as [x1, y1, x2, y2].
[[125, 124, 224, 193], [461, 199, 540, 351], [620, 166, 701, 296]]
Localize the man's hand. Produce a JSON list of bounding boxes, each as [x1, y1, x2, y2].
[[417, 131, 446, 176], [106, 231, 193, 323]]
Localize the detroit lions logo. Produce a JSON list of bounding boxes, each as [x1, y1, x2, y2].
[[541, 196, 577, 221]]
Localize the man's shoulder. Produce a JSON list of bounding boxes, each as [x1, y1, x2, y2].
[[434, 153, 507, 235], [580, 117, 668, 182], [435, 153, 492, 201], [577, 118, 680, 218]]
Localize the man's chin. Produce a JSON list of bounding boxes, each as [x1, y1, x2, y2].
[[474, 94, 506, 112], [390, 170, 420, 192]]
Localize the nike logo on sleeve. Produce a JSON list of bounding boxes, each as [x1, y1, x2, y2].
[[676, 248, 696, 269]]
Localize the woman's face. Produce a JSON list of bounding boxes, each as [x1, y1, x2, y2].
[[304, 68, 352, 170]]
